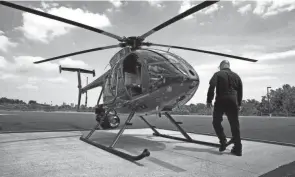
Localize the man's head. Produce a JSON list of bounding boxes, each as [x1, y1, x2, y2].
[[219, 60, 230, 70]]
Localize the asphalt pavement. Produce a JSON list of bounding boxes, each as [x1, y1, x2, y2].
[[1, 110, 295, 145], [1, 110, 295, 177]]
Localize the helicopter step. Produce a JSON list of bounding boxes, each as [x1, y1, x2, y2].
[[139, 112, 225, 148], [80, 110, 150, 162]]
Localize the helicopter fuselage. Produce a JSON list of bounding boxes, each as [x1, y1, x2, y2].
[[101, 47, 200, 115]]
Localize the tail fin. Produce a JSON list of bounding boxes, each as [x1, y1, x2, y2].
[[77, 88, 82, 111], [77, 70, 82, 111]]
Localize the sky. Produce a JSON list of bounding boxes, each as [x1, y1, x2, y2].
[[0, 0, 295, 107]]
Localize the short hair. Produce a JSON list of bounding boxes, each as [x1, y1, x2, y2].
[[219, 60, 230, 69]]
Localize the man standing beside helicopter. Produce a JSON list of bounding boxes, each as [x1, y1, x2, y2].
[[206, 60, 243, 156]]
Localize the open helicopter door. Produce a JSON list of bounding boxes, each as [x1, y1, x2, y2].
[[122, 53, 149, 99]]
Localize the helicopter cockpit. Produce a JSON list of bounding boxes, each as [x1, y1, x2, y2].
[[123, 54, 143, 97], [147, 49, 197, 78]]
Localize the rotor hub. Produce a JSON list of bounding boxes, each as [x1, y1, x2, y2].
[[121, 36, 144, 50]]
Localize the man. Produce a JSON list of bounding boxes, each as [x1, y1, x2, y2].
[[206, 60, 243, 156]]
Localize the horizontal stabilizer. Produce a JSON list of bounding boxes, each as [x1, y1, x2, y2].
[[59, 65, 95, 77]]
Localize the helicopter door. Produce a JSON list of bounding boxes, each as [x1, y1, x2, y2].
[[123, 54, 143, 98], [110, 62, 126, 99]]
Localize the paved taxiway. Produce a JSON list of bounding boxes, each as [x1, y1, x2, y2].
[[1, 111, 295, 177], [1, 111, 295, 145]]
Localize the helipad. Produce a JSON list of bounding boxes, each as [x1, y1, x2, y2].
[[1, 128, 295, 177]]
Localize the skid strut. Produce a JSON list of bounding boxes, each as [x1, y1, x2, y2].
[[80, 111, 150, 162], [140, 112, 232, 148]]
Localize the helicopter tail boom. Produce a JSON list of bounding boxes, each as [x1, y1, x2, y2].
[[81, 69, 111, 93]]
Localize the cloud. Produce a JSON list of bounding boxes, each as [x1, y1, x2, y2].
[[46, 76, 68, 83], [109, 0, 123, 8], [242, 49, 295, 61], [253, 1, 273, 16], [2, 56, 89, 77], [244, 76, 278, 82], [18, 3, 112, 43], [0, 31, 18, 52], [262, 0, 295, 17], [0, 73, 19, 80], [27, 76, 67, 85], [232, 0, 248, 7], [17, 84, 38, 90], [238, 4, 252, 15], [179, 1, 194, 20], [194, 60, 283, 77], [58, 58, 89, 69], [0, 56, 8, 68], [13, 56, 58, 73], [179, 1, 220, 20], [250, 0, 295, 17], [147, 0, 165, 9], [199, 4, 220, 15], [107, 0, 127, 13], [28, 76, 39, 84], [41, 1, 59, 9], [232, 0, 295, 17]]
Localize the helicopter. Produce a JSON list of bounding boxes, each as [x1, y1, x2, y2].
[[0, 0, 258, 162]]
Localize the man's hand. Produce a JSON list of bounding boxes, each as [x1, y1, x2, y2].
[[206, 103, 213, 109], [238, 106, 242, 111]]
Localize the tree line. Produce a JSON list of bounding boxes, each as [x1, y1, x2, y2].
[[1, 84, 295, 116], [0, 98, 92, 112], [172, 84, 295, 117]]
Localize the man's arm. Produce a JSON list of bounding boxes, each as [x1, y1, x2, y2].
[[207, 73, 217, 104], [237, 75, 243, 107]]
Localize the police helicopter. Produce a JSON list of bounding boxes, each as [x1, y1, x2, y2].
[[0, 0, 258, 162]]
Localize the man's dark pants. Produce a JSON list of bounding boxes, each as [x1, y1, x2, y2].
[[212, 95, 242, 149]]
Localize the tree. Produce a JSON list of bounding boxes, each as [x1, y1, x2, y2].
[[28, 100, 37, 104], [281, 85, 295, 116], [240, 99, 260, 116], [263, 84, 295, 116]]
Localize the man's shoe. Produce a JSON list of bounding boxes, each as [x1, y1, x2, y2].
[[231, 146, 242, 156], [219, 139, 227, 152]]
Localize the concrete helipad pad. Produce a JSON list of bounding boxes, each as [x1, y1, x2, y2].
[[1, 128, 295, 177]]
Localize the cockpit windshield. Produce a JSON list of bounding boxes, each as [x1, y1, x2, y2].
[[149, 49, 189, 76]]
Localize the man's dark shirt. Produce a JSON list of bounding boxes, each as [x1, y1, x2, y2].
[[207, 68, 243, 106]]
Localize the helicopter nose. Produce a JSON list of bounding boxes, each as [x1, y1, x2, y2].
[[189, 79, 199, 89]]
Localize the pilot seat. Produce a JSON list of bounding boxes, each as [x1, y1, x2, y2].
[[123, 54, 142, 97]]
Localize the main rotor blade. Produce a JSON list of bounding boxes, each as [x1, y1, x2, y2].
[[145, 43, 258, 62], [34, 44, 121, 64], [139, 0, 219, 40], [0, 1, 123, 41]]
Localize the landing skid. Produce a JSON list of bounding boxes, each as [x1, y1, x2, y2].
[[80, 111, 231, 163], [80, 111, 150, 162], [140, 112, 226, 148]]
